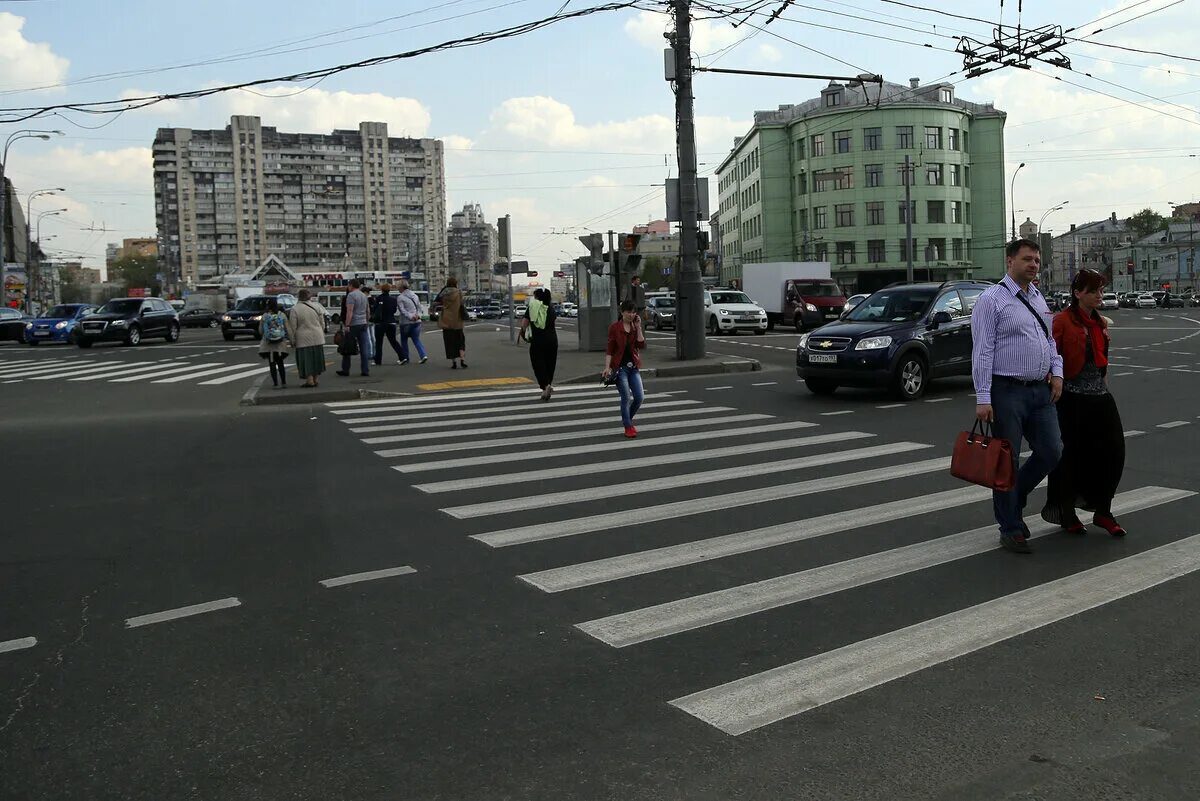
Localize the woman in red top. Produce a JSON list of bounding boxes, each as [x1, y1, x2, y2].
[[1041, 269, 1126, 536], [604, 300, 647, 438]]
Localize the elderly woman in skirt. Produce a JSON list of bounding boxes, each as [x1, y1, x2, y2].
[[289, 288, 328, 388]]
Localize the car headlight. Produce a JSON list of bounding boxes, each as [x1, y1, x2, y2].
[[111, 319, 127, 327], [719, 309, 730, 316], [805, 303, 818, 312], [222, 314, 232, 322], [25, 322, 33, 330], [797, 333, 809, 350], [54, 321, 68, 330], [251, 314, 262, 321], [855, 336, 893, 350]]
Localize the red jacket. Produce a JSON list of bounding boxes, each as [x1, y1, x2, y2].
[[607, 320, 646, 369], [1052, 307, 1109, 379]]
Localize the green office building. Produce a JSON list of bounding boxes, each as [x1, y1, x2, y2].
[[715, 78, 1007, 293]]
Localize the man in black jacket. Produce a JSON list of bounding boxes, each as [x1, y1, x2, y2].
[[372, 284, 404, 365]]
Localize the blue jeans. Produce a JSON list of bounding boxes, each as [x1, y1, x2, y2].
[[989, 379, 1063, 534], [615, 365, 644, 428], [341, 324, 372, 374], [399, 322, 427, 361]]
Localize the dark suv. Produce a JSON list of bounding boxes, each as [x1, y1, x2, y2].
[[222, 295, 295, 340], [796, 281, 990, 400], [77, 297, 180, 347]]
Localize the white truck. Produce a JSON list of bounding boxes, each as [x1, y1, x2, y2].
[[742, 262, 847, 332]]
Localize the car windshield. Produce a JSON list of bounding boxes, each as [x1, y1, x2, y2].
[[710, 292, 752, 305], [654, 298, 676, 309], [793, 280, 842, 296], [98, 299, 142, 315], [235, 297, 271, 311], [42, 305, 78, 319], [846, 287, 937, 322]]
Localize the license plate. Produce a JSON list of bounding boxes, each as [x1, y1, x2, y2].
[[231, 322, 246, 327], [34, 331, 50, 337], [825, 312, 840, 318], [809, 353, 838, 364], [739, 317, 759, 323]]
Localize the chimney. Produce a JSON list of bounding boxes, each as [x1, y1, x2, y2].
[[909, 77, 920, 89], [1070, 224, 1076, 232], [1111, 212, 1117, 222]]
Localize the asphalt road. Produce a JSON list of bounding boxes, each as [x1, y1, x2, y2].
[[2, 309, 1199, 800]]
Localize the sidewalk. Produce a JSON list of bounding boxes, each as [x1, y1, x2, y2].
[[242, 321, 760, 405]]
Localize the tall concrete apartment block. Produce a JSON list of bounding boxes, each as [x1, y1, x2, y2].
[[447, 203, 499, 294], [153, 116, 447, 288], [716, 79, 1006, 292]]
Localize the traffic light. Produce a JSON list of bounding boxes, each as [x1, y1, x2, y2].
[[498, 217, 510, 257], [553, 271, 565, 278], [620, 233, 642, 253], [527, 271, 538, 277], [579, 233, 604, 275]]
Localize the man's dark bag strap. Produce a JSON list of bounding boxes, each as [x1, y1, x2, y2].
[[1013, 291, 1050, 339]]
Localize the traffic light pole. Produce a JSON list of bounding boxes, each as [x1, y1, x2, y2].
[[672, 0, 705, 360]]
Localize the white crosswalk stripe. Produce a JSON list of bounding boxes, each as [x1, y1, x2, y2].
[[0, 354, 267, 386], [108, 362, 226, 382], [321, 383, 1200, 738]]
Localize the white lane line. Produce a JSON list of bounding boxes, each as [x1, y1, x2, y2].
[[671, 531, 1200, 736], [876, 403, 905, 409], [820, 410, 853, 416], [1158, 421, 1191, 428], [1124, 430, 1145, 437], [333, 390, 688, 419], [342, 394, 661, 425], [578, 487, 1193, 648], [153, 364, 262, 383], [0, 636, 37, 654], [752, 381, 778, 386], [925, 398, 952, 403], [417, 431, 874, 494], [326, 384, 601, 408], [393, 420, 816, 473], [349, 399, 700, 434], [198, 366, 271, 385], [444, 441, 930, 519], [0, 359, 111, 379], [125, 597, 241, 629], [26, 360, 175, 381], [70, 361, 201, 382], [108, 363, 224, 382], [362, 406, 731, 445], [521, 485, 993, 593], [381, 413, 772, 458], [706, 386, 733, 391], [319, 565, 417, 588], [1113, 372, 1134, 377], [473, 455, 951, 548]]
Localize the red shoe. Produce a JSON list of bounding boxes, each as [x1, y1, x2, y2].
[[1093, 513, 1126, 537], [629, 426, 638, 437], [624, 426, 637, 438]]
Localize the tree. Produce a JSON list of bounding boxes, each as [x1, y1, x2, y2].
[[108, 255, 161, 296], [639, 255, 677, 290], [1125, 208, 1168, 242]]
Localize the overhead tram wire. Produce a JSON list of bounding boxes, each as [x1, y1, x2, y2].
[[1029, 68, 1200, 132], [1067, 0, 1186, 41], [1066, 0, 1159, 33]]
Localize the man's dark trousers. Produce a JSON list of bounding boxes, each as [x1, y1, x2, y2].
[[989, 378, 1063, 534]]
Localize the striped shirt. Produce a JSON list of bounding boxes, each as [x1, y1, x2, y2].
[[971, 274, 1063, 405]]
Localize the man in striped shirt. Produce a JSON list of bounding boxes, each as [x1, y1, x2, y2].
[[971, 239, 1064, 553]]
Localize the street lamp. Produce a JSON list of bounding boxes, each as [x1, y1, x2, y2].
[[1009, 162, 1026, 241], [28, 209, 66, 312], [1038, 200, 1069, 233], [0, 130, 64, 268], [25, 188, 66, 301]]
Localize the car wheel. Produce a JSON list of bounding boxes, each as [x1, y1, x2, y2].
[[893, 353, 927, 400], [794, 315, 805, 333], [125, 325, 142, 346], [208, 319, 219, 328], [655, 318, 662, 330], [707, 315, 719, 336], [804, 378, 838, 395], [165, 322, 180, 342], [77, 338, 92, 348], [223, 332, 235, 342]]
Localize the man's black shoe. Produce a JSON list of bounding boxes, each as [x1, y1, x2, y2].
[[1000, 531, 1033, 554], [335, 370, 350, 376]]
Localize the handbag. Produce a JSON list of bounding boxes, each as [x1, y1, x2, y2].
[[950, 420, 1016, 491], [335, 328, 359, 356]]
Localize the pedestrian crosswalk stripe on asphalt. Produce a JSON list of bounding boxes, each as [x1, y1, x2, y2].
[[670, 529, 1200, 736], [339, 392, 684, 425], [0, 354, 268, 386], [198, 366, 274, 385], [108, 362, 227, 382], [326, 383, 603, 408], [152, 363, 263, 383], [349, 399, 702, 434], [71, 361, 217, 382], [330, 389, 689, 418]]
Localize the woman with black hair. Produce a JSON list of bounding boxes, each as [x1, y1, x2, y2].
[[519, 287, 558, 400], [258, 297, 293, 388], [604, 299, 647, 438]]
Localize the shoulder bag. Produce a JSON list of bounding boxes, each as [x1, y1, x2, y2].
[[950, 420, 1015, 491]]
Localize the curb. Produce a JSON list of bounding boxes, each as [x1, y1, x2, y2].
[[560, 357, 761, 385], [241, 376, 412, 406]]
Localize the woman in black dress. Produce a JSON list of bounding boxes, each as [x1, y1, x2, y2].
[[519, 287, 558, 401]]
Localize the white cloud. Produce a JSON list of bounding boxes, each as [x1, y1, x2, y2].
[[624, 9, 769, 62], [224, 87, 432, 137], [755, 44, 782, 64], [442, 134, 475, 151], [576, 175, 620, 189], [1139, 63, 1190, 86], [0, 13, 69, 93]]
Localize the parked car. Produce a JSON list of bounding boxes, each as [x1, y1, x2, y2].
[[0, 306, 33, 343], [178, 307, 221, 328], [647, 296, 676, 330], [77, 297, 180, 347], [221, 294, 295, 340], [704, 289, 768, 335], [1118, 292, 1138, 308], [1135, 293, 1157, 309], [560, 302, 578, 318], [1100, 292, 1119, 310], [514, 304, 527, 318], [843, 293, 869, 315], [168, 299, 186, 312], [796, 281, 990, 400], [21, 303, 96, 345], [1161, 294, 1186, 308]]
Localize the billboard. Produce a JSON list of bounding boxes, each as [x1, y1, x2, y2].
[[3, 264, 27, 308]]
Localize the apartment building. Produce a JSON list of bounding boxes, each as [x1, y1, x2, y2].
[[153, 116, 446, 290], [447, 203, 499, 294]]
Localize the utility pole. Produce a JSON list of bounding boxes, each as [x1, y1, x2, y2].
[[499, 214, 515, 342], [608, 229, 618, 320], [672, 0, 705, 360], [904, 155, 914, 284]]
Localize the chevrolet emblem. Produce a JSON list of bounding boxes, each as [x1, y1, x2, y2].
[[818, 340, 833, 348]]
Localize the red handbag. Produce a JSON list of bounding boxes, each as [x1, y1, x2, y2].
[[950, 421, 1016, 491]]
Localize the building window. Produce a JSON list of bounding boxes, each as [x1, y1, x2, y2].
[[834, 130, 851, 153], [950, 201, 962, 223], [864, 127, 882, 150], [928, 238, 947, 261], [899, 201, 916, 224], [814, 242, 828, 261], [811, 134, 825, 157], [927, 201, 946, 223], [949, 164, 961, 186], [965, 202, 972, 223], [962, 131, 970, 152], [795, 172, 807, 194], [948, 128, 960, 151], [866, 201, 884, 225], [896, 126, 914, 149], [835, 204, 854, 227], [868, 239, 886, 262], [824, 90, 841, 107], [899, 237, 916, 261], [865, 164, 883, 187], [964, 165, 971, 187], [899, 163, 914, 185], [796, 208, 807, 231], [925, 126, 942, 149], [813, 170, 835, 193], [952, 238, 964, 260], [939, 87, 953, 103], [795, 138, 806, 159], [926, 163, 943, 185], [836, 241, 856, 264], [814, 206, 828, 229], [834, 167, 853, 190]]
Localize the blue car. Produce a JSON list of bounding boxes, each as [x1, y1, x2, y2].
[[24, 303, 98, 345]]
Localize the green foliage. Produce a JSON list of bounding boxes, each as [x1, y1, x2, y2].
[[639, 255, 677, 290], [108, 255, 160, 296], [1124, 208, 1168, 242]]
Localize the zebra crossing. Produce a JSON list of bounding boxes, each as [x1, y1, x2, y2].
[[327, 385, 1200, 737], [0, 353, 268, 386]]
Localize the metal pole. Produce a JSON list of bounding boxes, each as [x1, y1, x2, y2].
[[1009, 162, 1025, 241], [504, 214, 515, 343], [673, 0, 705, 360], [904, 155, 914, 284], [607, 229, 617, 321]]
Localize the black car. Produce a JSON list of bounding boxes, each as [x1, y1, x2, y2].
[[77, 297, 181, 347], [221, 295, 295, 340], [0, 306, 31, 343], [647, 296, 676, 330], [796, 281, 990, 400], [179, 307, 221, 328]]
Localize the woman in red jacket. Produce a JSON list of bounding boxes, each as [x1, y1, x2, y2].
[[604, 300, 647, 438], [1041, 269, 1126, 536]]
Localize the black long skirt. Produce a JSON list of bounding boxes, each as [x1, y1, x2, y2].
[[1046, 390, 1125, 514], [442, 328, 465, 360], [529, 331, 558, 389]]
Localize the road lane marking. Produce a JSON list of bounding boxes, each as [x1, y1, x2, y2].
[[333, 391, 688, 419], [706, 386, 733, 391], [752, 381, 778, 386], [153, 364, 262, 383], [0, 637, 37, 654], [349, 399, 700, 434], [415, 431, 869, 493], [25, 360, 178, 381], [417, 376, 535, 391], [579, 487, 1193, 648], [1113, 372, 1133, 377], [107, 363, 224, 382], [69, 361, 202, 382], [1124, 430, 1144, 437], [820, 410, 853, 416], [876, 404, 904, 409], [670, 531, 1200, 736], [342, 394, 660, 425], [319, 566, 417, 588], [473, 455, 952, 548], [1158, 421, 1191, 428], [393, 420, 815, 473], [125, 597, 242, 629], [925, 398, 952, 403], [326, 384, 601, 408], [197, 366, 272, 385]]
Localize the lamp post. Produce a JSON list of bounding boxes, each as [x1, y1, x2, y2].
[[1, 130, 63, 268], [1037, 202, 1069, 290], [29, 209, 66, 312], [24, 188, 65, 307], [1038, 200, 1069, 233], [1009, 162, 1026, 241]]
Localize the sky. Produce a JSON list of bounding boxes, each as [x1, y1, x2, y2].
[[1, 0, 1197, 280]]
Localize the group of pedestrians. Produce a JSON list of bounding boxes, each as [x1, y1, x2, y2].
[[972, 238, 1126, 554], [253, 288, 331, 389]]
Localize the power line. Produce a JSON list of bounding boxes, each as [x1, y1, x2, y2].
[[1068, 0, 1186, 41]]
